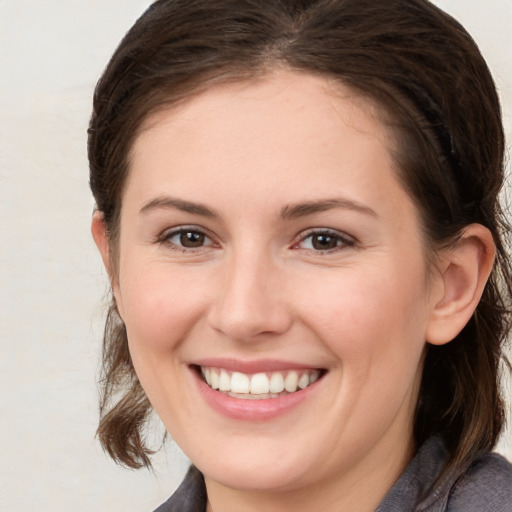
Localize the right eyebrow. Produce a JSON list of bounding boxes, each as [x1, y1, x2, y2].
[[139, 196, 219, 218]]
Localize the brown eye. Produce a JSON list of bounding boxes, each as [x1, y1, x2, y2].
[[180, 230, 206, 248], [162, 228, 213, 250], [296, 229, 355, 252], [311, 233, 339, 250]]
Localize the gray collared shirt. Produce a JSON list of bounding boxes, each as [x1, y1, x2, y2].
[[154, 437, 512, 511]]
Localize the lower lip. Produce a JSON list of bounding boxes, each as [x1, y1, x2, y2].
[[192, 368, 322, 421]]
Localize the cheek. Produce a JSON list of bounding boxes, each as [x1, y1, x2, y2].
[[297, 260, 429, 368], [116, 261, 212, 423], [306, 266, 428, 429], [118, 261, 211, 353]]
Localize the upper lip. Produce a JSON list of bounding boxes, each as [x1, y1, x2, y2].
[[191, 358, 326, 374]]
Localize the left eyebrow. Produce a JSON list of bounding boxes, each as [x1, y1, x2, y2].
[[280, 197, 378, 219]]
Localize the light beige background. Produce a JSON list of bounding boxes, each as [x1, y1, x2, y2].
[[0, 1, 510, 510]]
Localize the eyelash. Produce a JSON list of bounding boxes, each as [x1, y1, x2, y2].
[[156, 226, 215, 252], [156, 226, 355, 254], [293, 229, 356, 253]]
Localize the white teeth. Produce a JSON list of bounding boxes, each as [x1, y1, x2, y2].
[[298, 373, 309, 390], [284, 371, 299, 392], [250, 373, 270, 394], [231, 372, 250, 394], [210, 369, 219, 390], [219, 369, 231, 391], [201, 367, 321, 397], [269, 372, 285, 393]]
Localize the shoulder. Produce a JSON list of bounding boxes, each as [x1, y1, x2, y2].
[[153, 466, 206, 512], [445, 452, 512, 512]]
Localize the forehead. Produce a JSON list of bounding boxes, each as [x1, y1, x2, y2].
[[131, 72, 394, 174], [126, 71, 414, 222], [140, 71, 387, 135]]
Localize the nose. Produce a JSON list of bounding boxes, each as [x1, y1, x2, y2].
[[207, 250, 292, 342]]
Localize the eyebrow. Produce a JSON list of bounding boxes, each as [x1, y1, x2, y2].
[[139, 195, 377, 220], [280, 197, 377, 219], [139, 196, 219, 217]]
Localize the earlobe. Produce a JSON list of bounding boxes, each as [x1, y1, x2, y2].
[[426, 224, 495, 346]]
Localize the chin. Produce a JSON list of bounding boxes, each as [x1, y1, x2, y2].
[[198, 453, 315, 492]]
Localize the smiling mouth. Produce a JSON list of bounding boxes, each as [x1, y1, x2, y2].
[[195, 366, 324, 400]]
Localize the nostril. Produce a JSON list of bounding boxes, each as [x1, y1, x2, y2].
[[207, 306, 293, 342]]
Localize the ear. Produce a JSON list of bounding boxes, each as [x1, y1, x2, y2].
[[91, 211, 125, 319], [426, 224, 495, 346], [91, 210, 113, 279]]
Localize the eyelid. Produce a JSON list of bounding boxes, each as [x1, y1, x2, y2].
[[155, 225, 218, 249], [154, 225, 355, 253], [292, 227, 356, 251]]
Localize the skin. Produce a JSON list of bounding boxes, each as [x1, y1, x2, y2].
[[93, 71, 495, 512]]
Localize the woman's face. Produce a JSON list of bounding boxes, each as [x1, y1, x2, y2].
[[112, 71, 438, 497]]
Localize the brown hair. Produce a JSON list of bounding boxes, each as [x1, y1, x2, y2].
[[89, 0, 512, 484]]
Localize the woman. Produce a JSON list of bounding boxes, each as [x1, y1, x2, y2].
[[88, 0, 512, 510]]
